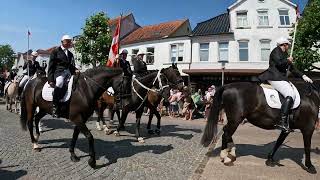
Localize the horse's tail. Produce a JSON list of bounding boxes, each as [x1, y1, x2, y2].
[[20, 88, 28, 131], [201, 86, 224, 147]]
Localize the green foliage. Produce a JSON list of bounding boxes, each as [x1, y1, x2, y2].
[[0, 44, 15, 71], [75, 12, 112, 67], [292, 0, 320, 71]]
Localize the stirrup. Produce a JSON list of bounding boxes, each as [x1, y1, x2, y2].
[[274, 124, 293, 133]]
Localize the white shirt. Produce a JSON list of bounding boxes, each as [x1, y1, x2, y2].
[[60, 45, 69, 57]]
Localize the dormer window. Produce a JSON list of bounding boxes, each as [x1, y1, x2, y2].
[[258, 0, 265, 3]]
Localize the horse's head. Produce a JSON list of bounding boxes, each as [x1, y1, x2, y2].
[[161, 65, 184, 90], [36, 66, 47, 77]]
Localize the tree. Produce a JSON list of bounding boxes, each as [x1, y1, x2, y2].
[[292, 0, 320, 71], [75, 12, 112, 67], [0, 44, 15, 71]]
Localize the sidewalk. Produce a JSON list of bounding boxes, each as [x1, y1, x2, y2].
[[199, 123, 320, 180]]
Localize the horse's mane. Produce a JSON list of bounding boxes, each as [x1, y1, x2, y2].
[[83, 66, 122, 77]]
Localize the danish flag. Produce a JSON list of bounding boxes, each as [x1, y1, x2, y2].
[[106, 17, 121, 67]]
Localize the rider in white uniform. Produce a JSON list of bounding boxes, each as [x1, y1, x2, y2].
[[259, 37, 313, 132]]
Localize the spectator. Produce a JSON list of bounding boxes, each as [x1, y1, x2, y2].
[[169, 89, 179, 117], [204, 85, 216, 121], [192, 89, 204, 112]]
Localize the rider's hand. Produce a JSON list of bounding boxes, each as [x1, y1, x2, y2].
[[49, 82, 55, 88], [302, 75, 313, 83], [287, 57, 293, 64]]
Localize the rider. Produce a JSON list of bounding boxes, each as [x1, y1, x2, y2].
[[132, 49, 148, 76], [48, 35, 76, 117], [258, 37, 313, 132], [114, 49, 133, 77], [18, 51, 41, 98]]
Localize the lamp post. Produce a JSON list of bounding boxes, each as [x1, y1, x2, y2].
[[218, 60, 228, 86]]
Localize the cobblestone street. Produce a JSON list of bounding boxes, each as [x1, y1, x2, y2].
[[0, 104, 207, 180]]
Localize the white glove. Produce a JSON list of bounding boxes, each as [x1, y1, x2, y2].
[[302, 75, 313, 83]]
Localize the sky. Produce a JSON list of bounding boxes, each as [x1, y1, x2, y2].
[[0, 0, 308, 52]]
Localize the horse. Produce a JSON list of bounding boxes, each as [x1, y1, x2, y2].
[[201, 80, 320, 174], [115, 65, 184, 143], [94, 90, 121, 133], [20, 66, 123, 168], [5, 77, 19, 113]]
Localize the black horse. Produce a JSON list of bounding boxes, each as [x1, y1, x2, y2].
[[20, 66, 123, 168], [201, 81, 319, 174], [114, 66, 184, 142]]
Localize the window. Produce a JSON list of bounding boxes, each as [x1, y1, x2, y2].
[[170, 43, 184, 62], [131, 49, 139, 61], [218, 42, 229, 62], [258, 11, 269, 26], [199, 43, 209, 61], [260, 40, 271, 61], [279, 9, 290, 25], [146, 47, 154, 64], [42, 60, 47, 68], [237, 12, 248, 27], [258, 0, 265, 2], [239, 41, 249, 61]]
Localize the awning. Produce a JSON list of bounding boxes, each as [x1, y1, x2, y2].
[[182, 69, 265, 76]]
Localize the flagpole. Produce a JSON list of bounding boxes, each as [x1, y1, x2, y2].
[[118, 13, 123, 55], [27, 29, 30, 77], [290, 21, 298, 58]]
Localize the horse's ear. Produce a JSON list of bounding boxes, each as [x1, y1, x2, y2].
[[172, 63, 177, 69]]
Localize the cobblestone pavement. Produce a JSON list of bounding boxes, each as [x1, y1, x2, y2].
[[199, 123, 320, 180], [0, 104, 207, 180]]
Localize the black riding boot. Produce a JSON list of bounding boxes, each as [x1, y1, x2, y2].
[[276, 96, 294, 132], [17, 87, 23, 100], [52, 87, 62, 118]]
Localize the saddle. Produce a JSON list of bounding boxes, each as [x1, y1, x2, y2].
[[42, 76, 74, 102], [260, 82, 300, 109]]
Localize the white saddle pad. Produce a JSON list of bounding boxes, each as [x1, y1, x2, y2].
[[261, 83, 300, 109], [107, 87, 114, 96], [42, 76, 74, 102]]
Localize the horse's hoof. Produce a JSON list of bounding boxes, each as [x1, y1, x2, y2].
[[148, 129, 154, 135], [155, 129, 161, 135], [105, 129, 113, 135], [223, 156, 234, 166], [227, 154, 236, 162], [138, 137, 145, 143], [70, 155, 80, 162], [306, 165, 317, 174], [118, 126, 125, 131], [88, 158, 96, 168], [114, 131, 120, 136], [265, 159, 276, 167]]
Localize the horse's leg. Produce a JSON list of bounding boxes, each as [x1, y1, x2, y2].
[[136, 108, 144, 143], [96, 107, 103, 131], [69, 126, 81, 162], [6, 95, 9, 110], [27, 108, 40, 151], [302, 128, 317, 174], [34, 110, 47, 142], [114, 108, 128, 136], [265, 131, 289, 167], [220, 113, 242, 165], [78, 123, 96, 168], [154, 109, 161, 135], [147, 111, 154, 135]]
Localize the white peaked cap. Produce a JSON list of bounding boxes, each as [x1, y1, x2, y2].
[[61, 35, 72, 41]]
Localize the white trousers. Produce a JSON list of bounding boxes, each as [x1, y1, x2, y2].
[[19, 75, 29, 87], [268, 81, 295, 99], [55, 70, 71, 88]]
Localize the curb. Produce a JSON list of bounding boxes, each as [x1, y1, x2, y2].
[[190, 128, 224, 180]]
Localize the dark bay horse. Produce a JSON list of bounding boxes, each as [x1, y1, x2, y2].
[[201, 81, 320, 174], [20, 66, 123, 168], [115, 66, 184, 143]]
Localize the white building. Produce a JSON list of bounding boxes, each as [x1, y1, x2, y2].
[[120, 19, 192, 76], [185, 0, 298, 88]]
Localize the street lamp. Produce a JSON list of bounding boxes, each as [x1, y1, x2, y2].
[[218, 60, 228, 86]]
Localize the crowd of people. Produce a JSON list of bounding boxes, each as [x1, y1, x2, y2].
[[156, 85, 216, 121]]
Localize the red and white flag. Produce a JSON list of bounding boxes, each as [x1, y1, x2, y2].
[[106, 18, 121, 67]]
